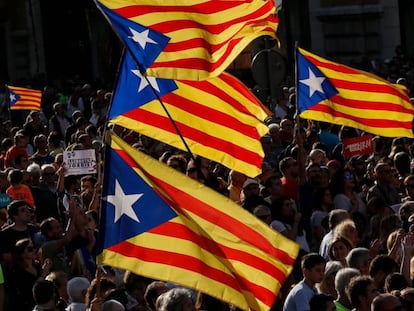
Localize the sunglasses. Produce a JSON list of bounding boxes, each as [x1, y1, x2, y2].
[[344, 173, 354, 180]]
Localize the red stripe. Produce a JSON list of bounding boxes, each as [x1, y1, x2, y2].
[[122, 109, 263, 168], [149, 37, 245, 72], [108, 239, 243, 290], [151, 221, 288, 284], [149, 5, 276, 35], [161, 92, 262, 140], [310, 98, 413, 129], [330, 78, 410, 103], [330, 95, 413, 114], [179, 77, 265, 117], [303, 53, 362, 75], [115, 1, 270, 20]]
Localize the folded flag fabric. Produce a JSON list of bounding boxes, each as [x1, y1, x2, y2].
[[8, 85, 42, 111], [297, 47, 414, 138], [99, 132, 299, 311], [95, 0, 278, 80], [108, 50, 270, 177]]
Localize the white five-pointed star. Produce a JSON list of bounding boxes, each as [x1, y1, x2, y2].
[[128, 28, 156, 49], [9, 93, 16, 102], [131, 69, 160, 92], [300, 68, 326, 97], [106, 179, 143, 223]]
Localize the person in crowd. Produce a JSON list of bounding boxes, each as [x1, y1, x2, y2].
[[6, 169, 35, 208], [144, 281, 169, 311], [46, 271, 69, 311], [66, 277, 90, 311], [4, 133, 29, 168], [309, 293, 336, 311], [369, 255, 399, 292], [346, 247, 371, 275], [320, 209, 350, 259], [328, 236, 353, 267], [283, 253, 326, 311], [6, 238, 52, 311], [367, 162, 401, 206], [334, 267, 361, 311], [49, 102, 71, 143], [32, 279, 58, 311], [371, 293, 403, 311], [311, 187, 332, 251], [317, 260, 343, 299], [156, 287, 195, 311], [346, 275, 379, 311]]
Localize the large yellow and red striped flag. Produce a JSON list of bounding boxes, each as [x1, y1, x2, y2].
[[297, 47, 414, 138], [95, 0, 278, 80], [99, 132, 299, 311], [108, 50, 270, 177], [8, 85, 42, 111]]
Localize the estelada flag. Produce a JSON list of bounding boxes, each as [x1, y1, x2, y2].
[[297, 47, 414, 138], [95, 0, 278, 80], [8, 85, 41, 111], [98, 132, 299, 311], [109, 50, 270, 177]]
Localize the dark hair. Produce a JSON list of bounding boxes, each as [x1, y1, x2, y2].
[[384, 272, 408, 293], [40, 217, 57, 237], [32, 279, 56, 305], [347, 275, 374, 307], [7, 200, 28, 220], [328, 236, 352, 261], [144, 281, 168, 311], [301, 253, 326, 270], [369, 255, 399, 277], [8, 169, 23, 184], [85, 278, 116, 306], [309, 293, 334, 311]]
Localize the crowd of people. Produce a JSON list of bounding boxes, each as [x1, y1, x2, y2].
[[0, 50, 414, 311]]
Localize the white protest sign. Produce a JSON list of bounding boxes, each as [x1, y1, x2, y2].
[[63, 149, 97, 175]]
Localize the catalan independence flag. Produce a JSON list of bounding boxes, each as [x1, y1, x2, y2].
[[99, 132, 299, 311], [297, 47, 414, 138], [95, 0, 278, 80], [8, 85, 42, 111], [109, 50, 270, 177]]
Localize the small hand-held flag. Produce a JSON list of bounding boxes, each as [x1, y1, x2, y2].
[[98, 132, 299, 311], [297, 47, 414, 138], [8, 85, 42, 111]]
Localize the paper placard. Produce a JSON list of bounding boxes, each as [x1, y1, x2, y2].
[[63, 149, 97, 175]]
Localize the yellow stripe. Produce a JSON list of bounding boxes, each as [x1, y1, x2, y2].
[[335, 88, 412, 107], [316, 100, 413, 121], [300, 110, 414, 138], [111, 115, 262, 177]]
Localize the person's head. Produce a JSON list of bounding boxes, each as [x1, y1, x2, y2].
[[279, 156, 299, 178], [369, 255, 399, 291], [123, 272, 151, 304], [32, 279, 57, 307], [399, 201, 414, 229], [103, 299, 125, 311], [242, 178, 260, 199], [144, 281, 169, 311], [14, 237, 35, 264], [328, 236, 352, 264], [328, 209, 350, 231], [67, 277, 90, 303], [309, 149, 327, 166], [317, 260, 343, 299], [301, 253, 326, 284], [374, 163, 393, 184], [46, 271, 69, 302], [7, 168, 23, 185], [34, 134, 48, 151], [252, 205, 272, 225], [384, 272, 408, 293], [306, 162, 323, 186], [309, 293, 335, 311], [156, 287, 195, 311], [40, 217, 63, 240], [346, 247, 371, 275], [400, 287, 414, 311], [7, 199, 31, 224], [333, 219, 359, 247], [347, 275, 378, 309], [85, 278, 117, 306], [80, 175, 97, 193], [264, 174, 283, 198], [335, 268, 360, 297], [167, 155, 187, 174], [371, 293, 403, 311], [41, 164, 56, 184]]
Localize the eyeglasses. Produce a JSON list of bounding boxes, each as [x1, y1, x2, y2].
[[344, 173, 354, 180], [26, 246, 34, 252]]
